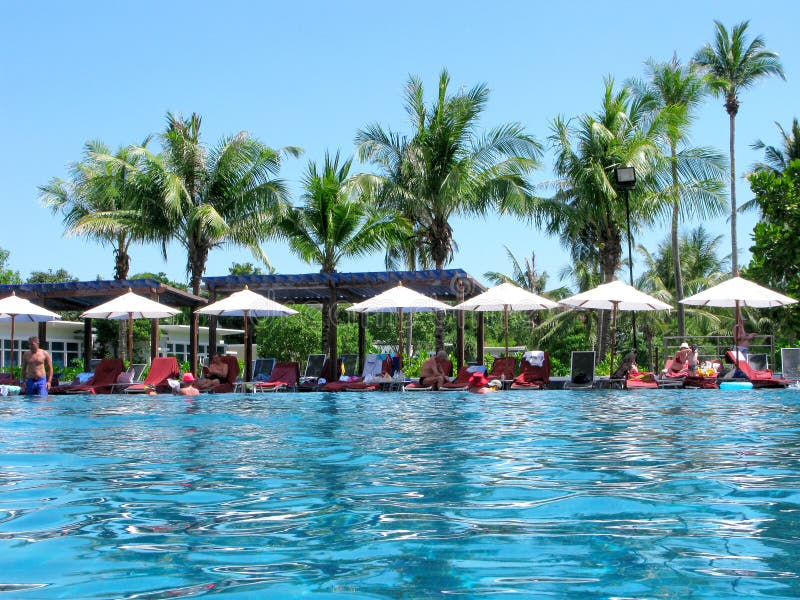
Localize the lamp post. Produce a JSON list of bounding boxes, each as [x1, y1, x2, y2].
[[614, 166, 637, 351]]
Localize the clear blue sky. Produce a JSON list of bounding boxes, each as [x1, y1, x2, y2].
[[1, 1, 798, 289]]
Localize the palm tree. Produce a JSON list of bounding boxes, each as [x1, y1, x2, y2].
[[79, 113, 300, 371], [534, 79, 662, 357], [692, 20, 785, 275], [277, 150, 410, 353], [629, 56, 727, 338], [637, 226, 729, 363], [39, 139, 151, 280], [751, 118, 800, 174], [356, 69, 542, 349]]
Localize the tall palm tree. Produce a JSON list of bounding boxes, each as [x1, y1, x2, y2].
[[357, 69, 542, 349], [80, 113, 300, 371], [534, 79, 662, 357], [40, 139, 151, 280], [692, 20, 785, 275], [751, 118, 800, 174], [629, 56, 727, 338], [277, 150, 410, 353]]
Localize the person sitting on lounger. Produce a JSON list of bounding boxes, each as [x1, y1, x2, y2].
[[196, 354, 229, 391], [659, 343, 693, 378], [611, 350, 637, 380], [733, 316, 757, 356], [420, 351, 449, 390]]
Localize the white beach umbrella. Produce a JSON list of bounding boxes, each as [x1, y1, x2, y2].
[[197, 286, 298, 381], [346, 282, 450, 358], [680, 276, 796, 348], [453, 282, 558, 357], [0, 292, 61, 372], [81, 289, 181, 362], [559, 280, 672, 372]]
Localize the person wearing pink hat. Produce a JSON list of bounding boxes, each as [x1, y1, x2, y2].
[[468, 373, 501, 394], [178, 372, 200, 396]]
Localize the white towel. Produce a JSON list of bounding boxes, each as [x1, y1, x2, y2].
[[524, 350, 545, 367]]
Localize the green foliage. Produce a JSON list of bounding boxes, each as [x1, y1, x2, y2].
[[746, 160, 800, 338], [130, 271, 187, 290], [228, 262, 265, 276], [256, 305, 321, 363], [0, 247, 22, 284], [26, 268, 78, 284]]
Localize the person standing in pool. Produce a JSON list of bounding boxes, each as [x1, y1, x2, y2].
[[22, 336, 53, 397], [733, 315, 757, 356]]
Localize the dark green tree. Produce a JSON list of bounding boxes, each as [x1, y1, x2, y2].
[[0, 248, 22, 284], [746, 160, 800, 339]]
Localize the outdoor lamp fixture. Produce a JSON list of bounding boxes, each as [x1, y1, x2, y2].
[[614, 166, 638, 350]]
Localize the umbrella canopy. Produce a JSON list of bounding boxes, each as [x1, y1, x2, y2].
[[680, 276, 796, 350], [81, 290, 181, 363], [559, 280, 672, 312], [346, 283, 450, 359], [680, 276, 797, 308], [559, 280, 671, 373], [197, 287, 298, 382], [346, 283, 451, 314], [453, 282, 558, 357], [196, 287, 298, 318], [0, 292, 61, 373]]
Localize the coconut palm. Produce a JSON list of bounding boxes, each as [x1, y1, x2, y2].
[[39, 139, 151, 280], [277, 150, 410, 352], [76, 113, 300, 371], [534, 78, 663, 357], [751, 118, 800, 174], [692, 20, 785, 275], [629, 55, 727, 338], [356, 69, 543, 349]]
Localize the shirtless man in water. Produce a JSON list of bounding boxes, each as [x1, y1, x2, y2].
[[22, 336, 53, 397]]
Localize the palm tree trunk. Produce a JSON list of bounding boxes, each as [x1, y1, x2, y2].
[[729, 111, 738, 276], [321, 301, 330, 355], [671, 144, 685, 338]]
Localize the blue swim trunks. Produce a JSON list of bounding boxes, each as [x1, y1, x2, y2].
[[25, 377, 48, 397]]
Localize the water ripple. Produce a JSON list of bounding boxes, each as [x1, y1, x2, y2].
[[1, 391, 799, 598]]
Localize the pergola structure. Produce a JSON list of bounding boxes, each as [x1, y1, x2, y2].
[[202, 269, 487, 377], [0, 279, 205, 366]]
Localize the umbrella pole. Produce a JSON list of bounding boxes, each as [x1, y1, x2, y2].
[[128, 313, 134, 365], [244, 310, 250, 382], [397, 309, 403, 371], [610, 302, 618, 376], [9, 316, 15, 375], [504, 306, 509, 358]]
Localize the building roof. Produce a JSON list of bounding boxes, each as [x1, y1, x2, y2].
[[0, 279, 206, 312], [202, 269, 486, 303]]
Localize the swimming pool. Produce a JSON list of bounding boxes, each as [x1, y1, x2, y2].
[[1, 389, 799, 598]]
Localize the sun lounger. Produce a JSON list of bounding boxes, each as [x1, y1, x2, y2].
[[51, 358, 125, 395], [564, 351, 595, 390], [725, 350, 788, 388], [343, 354, 397, 391], [253, 361, 300, 392], [438, 365, 471, 390], [124, 357, 180, 394], [252, 358, 276, 382], [510, 351, 551, 390], [487, 356, 516, 381]]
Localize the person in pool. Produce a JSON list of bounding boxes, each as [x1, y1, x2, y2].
[[22, 336, 52, 397], [468, 373, 502, 394], [177, 372, 200, 396]]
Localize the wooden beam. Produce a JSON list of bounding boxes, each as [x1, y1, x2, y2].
[[476, 312, 485, 365], [83, 318, 92, 368]]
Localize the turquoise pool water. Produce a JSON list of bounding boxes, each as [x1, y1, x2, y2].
[[1, 389, 799, 599]]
